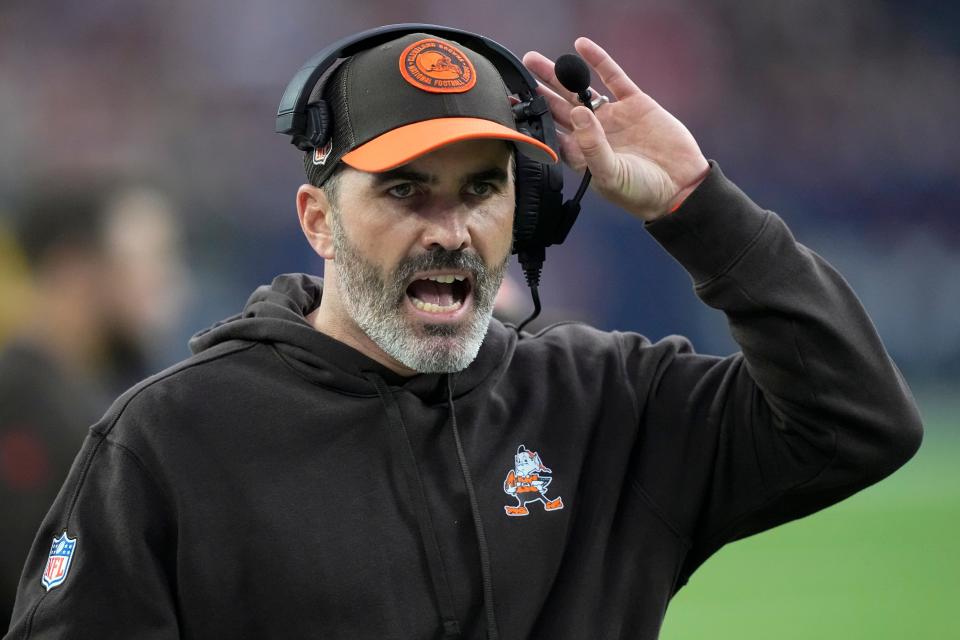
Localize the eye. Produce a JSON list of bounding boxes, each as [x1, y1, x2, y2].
[[386, 183, 418, 199], [465, 181, 497, 197]]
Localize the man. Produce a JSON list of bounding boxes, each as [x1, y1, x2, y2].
[[6, 30, 921, 639]]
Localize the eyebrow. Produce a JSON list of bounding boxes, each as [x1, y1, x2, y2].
[[370, 168, 436, 187], [464, 168, 509, 185], [369, 166, 509, 187]]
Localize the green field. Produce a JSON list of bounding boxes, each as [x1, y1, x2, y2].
[[661, 390, 960, 639]]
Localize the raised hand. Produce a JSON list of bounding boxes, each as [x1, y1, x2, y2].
[[523, 38, 710, 221]]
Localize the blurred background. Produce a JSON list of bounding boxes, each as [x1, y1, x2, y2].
[[1, 0, 957, 636]]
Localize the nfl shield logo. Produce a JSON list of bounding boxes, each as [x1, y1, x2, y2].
[[41, 531, 77, 591]]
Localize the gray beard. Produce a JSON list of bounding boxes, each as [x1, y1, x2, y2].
[[329, 213, 508, 373]]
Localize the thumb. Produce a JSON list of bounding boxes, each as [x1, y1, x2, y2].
[[570, 106, 618, 184]]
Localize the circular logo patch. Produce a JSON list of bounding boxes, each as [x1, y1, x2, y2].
[[399, 38, 477, 94]]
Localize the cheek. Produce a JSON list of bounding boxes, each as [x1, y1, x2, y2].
[[342, 205, 417, 262], [472, 199, 515, 259]]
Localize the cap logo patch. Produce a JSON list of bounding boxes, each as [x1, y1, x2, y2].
[[399, 38, 477, 94]]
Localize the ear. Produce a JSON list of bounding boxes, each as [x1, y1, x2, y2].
[[296, 184, 336, 259]]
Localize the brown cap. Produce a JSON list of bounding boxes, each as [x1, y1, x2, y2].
[[305, 32, 558, 186]]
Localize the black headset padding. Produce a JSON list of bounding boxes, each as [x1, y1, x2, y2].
[[513, 155, 565, 253], [513, 154, 544, 248]]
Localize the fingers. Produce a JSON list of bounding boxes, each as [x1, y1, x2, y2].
[[522, 50, 601, 107], [555, 130, 584, 168], [524, 48, 617, 179], [524, 50, 612, 135], [522, 51, 577, 103], [567, 106, 618, 184], [573, 37, 642, 101]]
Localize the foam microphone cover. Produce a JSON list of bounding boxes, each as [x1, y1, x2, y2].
[[554, 54, 591, 95]]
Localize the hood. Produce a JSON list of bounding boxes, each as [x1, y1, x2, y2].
[[187, 272, 515, 401]]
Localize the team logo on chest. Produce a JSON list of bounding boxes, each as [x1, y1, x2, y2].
[[41, 531, 77, 591], [503, 445, 564, 516]]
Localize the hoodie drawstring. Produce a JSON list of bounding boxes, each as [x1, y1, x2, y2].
[[363, 372, 501, 639], [446, 374, 500, 640], [364, 372, 462, 638]]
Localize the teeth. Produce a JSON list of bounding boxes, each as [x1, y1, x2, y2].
[[424, 274, 465, 283], [411, 297, 463, 313]]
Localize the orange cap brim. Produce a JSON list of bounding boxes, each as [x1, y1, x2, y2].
[[341, 117, 559, 172]]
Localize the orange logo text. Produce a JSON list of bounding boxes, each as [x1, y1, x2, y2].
[[399, 38, 477, 94]]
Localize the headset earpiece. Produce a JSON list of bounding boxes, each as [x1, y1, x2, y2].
[[512, 154, 563, 255], [293, 100, 332, 152]]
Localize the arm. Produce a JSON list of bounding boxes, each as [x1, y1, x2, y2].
[[631, 163, 922, 584], [5, 427, 179, 639], [524, 39, 923, 585]]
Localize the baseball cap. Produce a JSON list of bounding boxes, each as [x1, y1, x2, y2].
[[304, 32, 559, 186]]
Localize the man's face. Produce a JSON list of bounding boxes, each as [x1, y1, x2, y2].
[[326, 139, 515, 373]]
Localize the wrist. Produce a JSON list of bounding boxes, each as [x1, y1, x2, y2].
[[669, 166, 710, 213]]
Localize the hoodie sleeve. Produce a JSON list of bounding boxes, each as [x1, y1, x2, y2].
[[5, 427, 179, 639], [621, 161, 923, 587]]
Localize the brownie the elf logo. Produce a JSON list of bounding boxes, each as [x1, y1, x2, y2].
[[503, 445, 564, 516], [399, 38, 477, 94]]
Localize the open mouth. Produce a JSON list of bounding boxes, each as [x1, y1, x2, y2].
[[405, 273, 473, 316]]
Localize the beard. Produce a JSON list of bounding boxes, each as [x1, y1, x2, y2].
[[329, 212, 509, 373]]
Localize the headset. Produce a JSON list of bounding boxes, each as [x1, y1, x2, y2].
[[276, 23, 591, 330]]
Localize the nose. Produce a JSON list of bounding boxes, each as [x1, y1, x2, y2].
[[420, 208, 471, 252]]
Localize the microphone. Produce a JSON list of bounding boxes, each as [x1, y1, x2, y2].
[[552, 53, 596, 207], [554, 54, 594, 107], [515, 54, 598, 334], [553, 53, 596, 243]]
